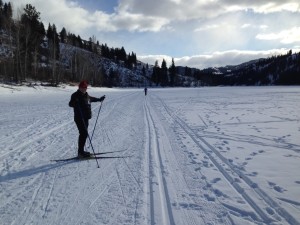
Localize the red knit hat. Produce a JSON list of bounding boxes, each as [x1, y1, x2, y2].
[[79, 80, 88, 88]]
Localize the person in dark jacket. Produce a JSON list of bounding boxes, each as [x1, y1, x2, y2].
[[69, 80, 105, 157]]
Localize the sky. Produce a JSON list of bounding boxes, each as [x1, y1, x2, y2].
[[7, 0, 300, 69]]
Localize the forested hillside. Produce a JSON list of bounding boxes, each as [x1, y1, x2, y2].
[[0, 2, 151, 87], [181, 51, 300, 86]]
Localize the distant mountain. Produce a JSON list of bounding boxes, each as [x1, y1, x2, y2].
[[176, 51, 300, 86], [218, 51, 300, 85]]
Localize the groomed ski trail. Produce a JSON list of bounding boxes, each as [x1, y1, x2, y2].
[[142, 96, 233, 225], [144, 99, 175, 225]]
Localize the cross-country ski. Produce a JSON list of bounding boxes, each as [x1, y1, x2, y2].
[[51, 155, 131, 162]]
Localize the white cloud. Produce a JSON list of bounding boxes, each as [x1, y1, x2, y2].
[[221, 1, 300, 13], [117, 0, 300, 24], [256, 27, 300, 44], [241, 24, 251, 29], [241, 24, 268, 29], [111, 13, 169, 32], [194, 24, 219, 32], [9, 0, 300, 34], [91, 11, 169, 32], [10, 0, 170, 33], [10, 0, 92, 33], [252, 2, 300, 13], [8, 0, 300, 70]]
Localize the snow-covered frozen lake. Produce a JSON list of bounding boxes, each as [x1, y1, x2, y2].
[[0, 85, 299, 225]]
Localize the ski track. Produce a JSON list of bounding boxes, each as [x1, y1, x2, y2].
[[1, 87, 299, 225], [144, 96, 233, 225], [144, 99, 175, 225], [153, 93, 299, 225]]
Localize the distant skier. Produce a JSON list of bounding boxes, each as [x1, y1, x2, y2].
[[144, 87, 147, 96], [69, 80, 105, 158]]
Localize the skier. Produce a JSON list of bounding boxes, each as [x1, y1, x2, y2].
[[69, 80, 105, 158], [144, 87, 147, 96]]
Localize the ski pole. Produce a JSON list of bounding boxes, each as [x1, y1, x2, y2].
[[77, 102, 100, 168], [91, 100, 104, 141], [87, 98, 104, 149]]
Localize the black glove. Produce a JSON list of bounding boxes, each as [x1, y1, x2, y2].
[[99, 95, 105, 102]]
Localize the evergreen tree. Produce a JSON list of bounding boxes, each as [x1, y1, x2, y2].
[[46, 23, 53, 40], [152, 60, 160, 85], [184, 66, 192, 77], [101, 43, 109, 58], [47, 23, 59, 59], [169, 58, 176, 86], [60, 27, 67, 43], [0, 1, 13, 29], [18, 4, 44, 80], [52, 24, 60, 59], [88, 37, 93, 52], [46, 23, 60, 84], [119, 46, 127, 61], [69, 33, 76, 46], [0, 1, 3, 29], [77, 35, 83, 48], [160, 59, 168, 86], [125, 51, 137, 69], [4, 2, 12, 18]]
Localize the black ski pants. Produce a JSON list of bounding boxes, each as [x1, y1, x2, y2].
[[75, 118, 89, 153]]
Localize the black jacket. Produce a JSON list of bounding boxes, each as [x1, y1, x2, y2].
[[69, 90, 100, 120]]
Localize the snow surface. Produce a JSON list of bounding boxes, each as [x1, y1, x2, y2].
[[0, 84, 300, 225]]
